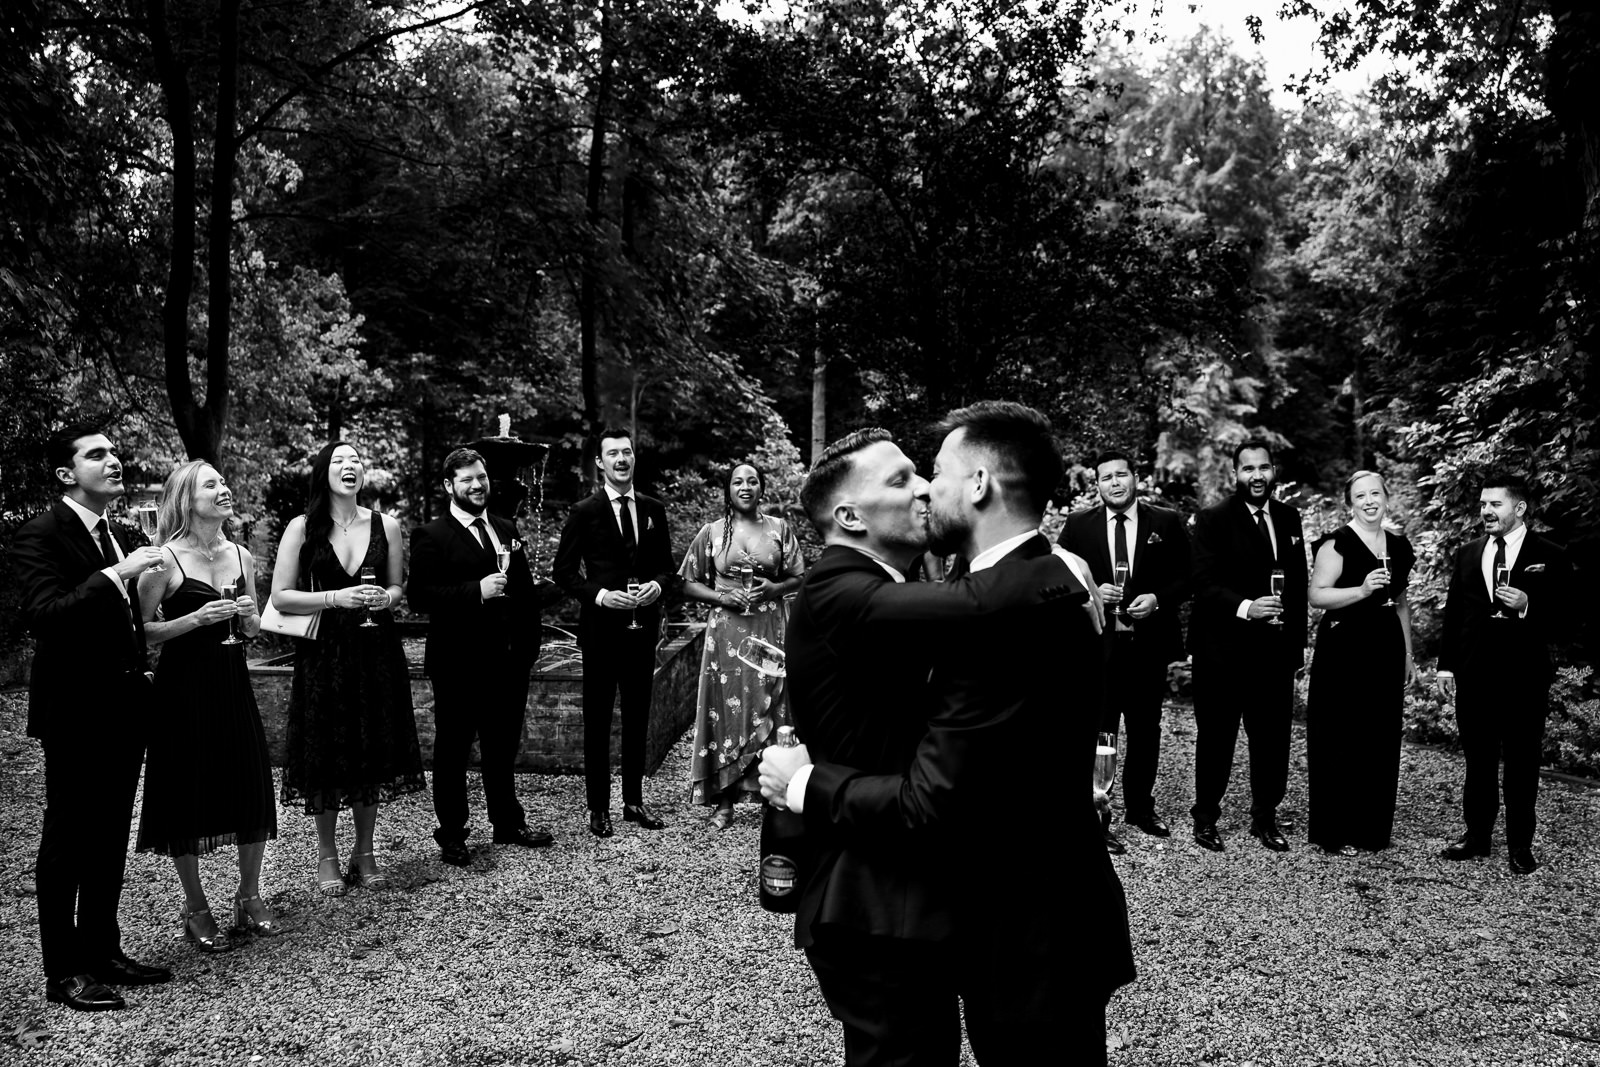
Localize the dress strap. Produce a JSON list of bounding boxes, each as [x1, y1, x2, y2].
[[169, 548, 188, 580], [234, 542, 245, 581]]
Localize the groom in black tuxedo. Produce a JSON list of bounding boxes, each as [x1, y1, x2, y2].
[[11, 423, 172, 1010], [409, 447, 560, 866], [553, 428, 679, 837], [1436, 470, 1573, 874]]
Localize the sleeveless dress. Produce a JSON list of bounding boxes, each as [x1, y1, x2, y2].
[[136, 545, 277, 857], [1306, 525, 1415, 851], [679, 515, 805, 805], [280, 513, 426, 814]]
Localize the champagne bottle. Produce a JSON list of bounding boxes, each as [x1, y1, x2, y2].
[[758, 726, 807, 914]]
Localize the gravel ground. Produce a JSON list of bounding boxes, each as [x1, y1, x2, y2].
[[1, 688, 1597, 1067]]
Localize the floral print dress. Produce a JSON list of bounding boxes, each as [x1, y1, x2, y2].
[[678, 514, 804, 805]]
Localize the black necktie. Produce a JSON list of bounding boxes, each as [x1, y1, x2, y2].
[[1492, 535, 1507, 612], [617, 496, 637, 554], [470, 517, 496, 568], [95, 517, 119, 567], [1254, 508, 1273, 555], [1113, 513, 1129, 570]]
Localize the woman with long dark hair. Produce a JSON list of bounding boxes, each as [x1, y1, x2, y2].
[[136, 460, 277, 950], [270, 441, 424, 894], [677, 462, 804, 828]]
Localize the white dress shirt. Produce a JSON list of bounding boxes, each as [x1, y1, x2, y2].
[[450, 501, 504, 603], [62, 495, 127, 604], [1237, 502, 1278, 620], [597, 483, 640, 606], [1481, 523, 1527, 598], [1104, 502, 1139, 578]]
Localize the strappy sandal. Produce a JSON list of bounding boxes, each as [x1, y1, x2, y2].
[[233, 894, 285, 937], [346, 850, 389, 890], [316, 855, 348, 897], [181, 906, 232, 953]]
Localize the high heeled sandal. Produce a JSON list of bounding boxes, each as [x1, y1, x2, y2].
[[233, 894, 285, 937], [181, 906, 233, 954], [346, 851, 389, 890], [316, 855, 348, 898], [710, 807, 734, 831]]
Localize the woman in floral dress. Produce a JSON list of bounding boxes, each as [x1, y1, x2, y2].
[[678, 463, 805, 828]]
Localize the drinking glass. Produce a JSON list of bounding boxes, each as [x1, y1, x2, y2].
[[1379, 553, 1390, 578], [1494, 564, 1511, 617], [218, 581, 243, 645], [736, 635, 787, 679], [495, 545, 511, 597], [1112, 561, 1131, 622], [135, 504, 164, 571], [1268, 567, 1286, 627], [1093, 731, 1118, 812], [359, 565, 379, 628], [740, 560, 757, 616], [626, 577, 642, 630]]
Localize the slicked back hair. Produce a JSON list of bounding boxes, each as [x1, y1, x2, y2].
[[47, 421, 105, 474], [799, 428, 895, 534], [1233, 438, 1275, 467], [1480, 467, 1531, 504], [938, 401, 1062, 516]]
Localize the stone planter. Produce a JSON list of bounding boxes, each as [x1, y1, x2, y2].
[[248, 621, 704, 775]]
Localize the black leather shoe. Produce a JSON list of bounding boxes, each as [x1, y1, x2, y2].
[[1507, 847, 1539, 875], [1102, 827, 1127, 855], [1127, 812, 1171, 838], [1250, 819, 1290, 852], [1441, 834, 1491, 861], [622, 803, 665, 830], [493, 826, 555, 848], [1193, 822, 1224, 852], [97, 954, 172, 986], [46, 975, 125, 1012], [589, 810, 614, 838], [439, 841, 472, 867]]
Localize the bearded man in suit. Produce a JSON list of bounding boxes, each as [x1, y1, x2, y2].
[[552, 428, 679, 837], [1436, 470, 1573, 875], [12, 423, 172, 1010]]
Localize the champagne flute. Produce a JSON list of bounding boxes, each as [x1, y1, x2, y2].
[[1112, 561, 1131, 622], [218, 580, 243, 645], [494, 544, 511, 597], [740, 559, 756, 616], [1268, 567, 1286, 627], [1093, 731, 1118, 813], [135, 504, 164, 572], [626, 576, 642, 630], [736, 635, 787, 679], [359, 565, 379, 628], [1494, 564, 1511, 617]]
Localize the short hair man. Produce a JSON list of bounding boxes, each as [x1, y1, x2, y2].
[[1060, 449, 1192, 849], [11, 423, 172, 1010], [1186, 438, 1308, 852], [408, 447, 560, 866], [1436, 470, 1573, 874], [764, 407, 1131, 1066], [552, 429, 679, 837]]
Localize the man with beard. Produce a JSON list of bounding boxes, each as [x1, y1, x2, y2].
[[1187, 439, 1308, 852], [763, 405, 1131, 1066], [1436, 470, 1573, 874], [409, 447, 560, 865]]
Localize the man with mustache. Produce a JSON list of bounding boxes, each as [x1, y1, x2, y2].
[[409, 447, 560, 867], [12, 422, 171, 1010], [1436, 470, 1573, 874], [1187, 439, 1308, 852], [761, 407, 1128, 1066], [553, 428, 678, 837]]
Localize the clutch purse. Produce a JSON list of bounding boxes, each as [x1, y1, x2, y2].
[[260, 576, 321, 640]]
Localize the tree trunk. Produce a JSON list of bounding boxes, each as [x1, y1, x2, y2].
[[578, 0, 612, 477], [200, 0, 241, 464], [810, 346, 826, 463]]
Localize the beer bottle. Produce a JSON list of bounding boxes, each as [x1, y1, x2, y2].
[[758, 726, 807, 913]]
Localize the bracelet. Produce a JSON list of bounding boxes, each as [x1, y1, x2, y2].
[[326, 591, 335, 609]]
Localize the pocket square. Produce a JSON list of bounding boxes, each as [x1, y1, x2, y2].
[[646, 516, 655, 532], [1146, 532, 1163, 545], [1524, 563, 1546, 574], [1291, 535, 1302, 546]]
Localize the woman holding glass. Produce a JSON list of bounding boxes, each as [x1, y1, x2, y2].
[[271, 441, 424, 894], [1306, 469, 1417, 855], [678, 463, 805, 828], [135, 461, 278, 950]]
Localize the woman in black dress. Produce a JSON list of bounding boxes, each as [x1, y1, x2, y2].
[[1307, 470, 1417, 855], [270, 441, 424, 895], [136, 461, 278, 950]]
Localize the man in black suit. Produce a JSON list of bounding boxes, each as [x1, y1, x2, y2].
[[761, 414, 1123, 1066], [409, 447, 560, 866], [1187, 438, 1308, 853], [1436, 470, 1573, 874], [552, 428, 679, 837], [11, 423, 172, 1011], [1062, 448, 1191, 847]]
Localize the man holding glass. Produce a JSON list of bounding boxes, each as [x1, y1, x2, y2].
[[1436, 470, 1573, 874], [1187, 438, 1308, 853], [553, 428, 678, 837], [12, 423, 172, 1010], [409, 447, 559, 867], [1061, 449, 1192, 848]]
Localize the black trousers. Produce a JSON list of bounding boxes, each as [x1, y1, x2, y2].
[[964, 989, 1108, 1067], [806, 928, 961, 1067], [582, 622, 657, 811], [1101, 633, 1168, 819], [430, 664, 532, 845], [1455, 669, 1548, 849], [36, 682, 146, 979], [1190, 654, 1295, 825]]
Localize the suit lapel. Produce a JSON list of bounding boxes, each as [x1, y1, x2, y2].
[[1128, 503, 1149, 581], [53, 499, 108, 574]]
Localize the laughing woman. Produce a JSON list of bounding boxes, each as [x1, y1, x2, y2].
[[271, 441, 425, 894], [678, 463, 805, 829]]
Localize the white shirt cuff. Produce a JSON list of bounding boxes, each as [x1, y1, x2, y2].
[[786, 763, 814, 814], [595, 589, 608, 607], [1236, 599, 1252, 620], [1436, 670, 1454, 679], [102, 566, 128, 603]]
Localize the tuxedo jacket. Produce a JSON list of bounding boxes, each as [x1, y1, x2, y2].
[[801, 535, 1135, 1006], [552, 489, 679, 645], [1060, 501, 1191, 664], [408, 512, 557, 678], [1188, 493, 1308, 669], [13, 499, 148, 740], [1439, 531, 1572, 685], [786, 543, 1087, 950]]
